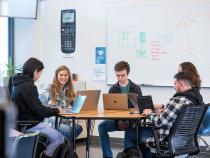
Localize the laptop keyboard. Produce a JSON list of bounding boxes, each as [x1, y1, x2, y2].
[[64, 109, 73, 113]]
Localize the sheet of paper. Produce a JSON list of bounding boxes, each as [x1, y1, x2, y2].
[[93, 68, 106, 81]]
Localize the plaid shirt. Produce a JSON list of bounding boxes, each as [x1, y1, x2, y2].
[[147, 95, 194, 143]]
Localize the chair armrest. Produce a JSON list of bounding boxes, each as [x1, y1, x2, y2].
[[16, 120, 40, 125], [141, 121, 163, 156], [15, 121, 49, 150], [16, 120, 41, 133], [139, 120, 164, 155], [141, 121, 154, 126], [141, 121, 162, 130]]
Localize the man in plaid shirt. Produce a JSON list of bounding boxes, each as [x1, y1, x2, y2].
[[126, 70, 203, 158]]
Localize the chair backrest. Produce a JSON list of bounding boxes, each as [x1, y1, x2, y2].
[[0, 110, 5, 157], [0, 86, 16, 158], [0, 87, 8, 157], [12, 131, 39, 158], [198, 104, 210, 136], [167, 104, 208, 156]]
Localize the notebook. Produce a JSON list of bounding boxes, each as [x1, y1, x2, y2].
[[137, 95, 154, 114], [63, 95, 86, 114], [76, 90, 101, 111], [103, 93, 128, 110]]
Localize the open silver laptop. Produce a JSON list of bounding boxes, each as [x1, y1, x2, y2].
[[127, 93, 138, 109], [63, 95, 86, 114], [76, 90, 101, 111], [103, 93, 128, 110]]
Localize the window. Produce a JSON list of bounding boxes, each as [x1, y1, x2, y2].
[[0, 17, 8, 77]]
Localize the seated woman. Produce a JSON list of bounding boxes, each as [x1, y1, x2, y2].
[[11, 58, 64, 158], [45, 65, 83, 142]]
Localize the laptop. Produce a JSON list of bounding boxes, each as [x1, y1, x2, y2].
[[63, 95, 86, 114], [103, 93, 128, 110], [127, 93, 138, 109], [137, 95, 154, 114], [76, 90, 101, 111]]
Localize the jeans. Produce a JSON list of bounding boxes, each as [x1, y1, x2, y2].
[[126, 127, 153, 158], [59, 123, 83, 142], [27, 122, 64, 157], [98, 120, 135, 157]]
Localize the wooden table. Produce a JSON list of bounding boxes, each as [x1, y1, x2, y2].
[[60, 109, 144, 158]]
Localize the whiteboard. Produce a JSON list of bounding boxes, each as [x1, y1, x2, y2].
[[106, 2, 210, 87]]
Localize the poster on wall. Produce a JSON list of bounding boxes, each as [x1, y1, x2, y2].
[[93, 68, 106, 82], [95, 47, 106, 64]]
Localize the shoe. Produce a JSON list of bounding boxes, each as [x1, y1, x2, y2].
[[40, 151, 51, 158], [116, 151, 127, 158]]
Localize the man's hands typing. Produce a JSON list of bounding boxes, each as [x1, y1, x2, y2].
[[154, 104, 164, 114], [142, 109, 153, 116]]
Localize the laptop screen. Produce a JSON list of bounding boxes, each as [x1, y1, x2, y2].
[[76, 90, 101, 110], [72, 95, 86, 113], [127, 93, 138, 109], [137, 95, 154, 113]]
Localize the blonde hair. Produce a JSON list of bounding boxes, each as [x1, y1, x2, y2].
[[50, 65, 75, 104]]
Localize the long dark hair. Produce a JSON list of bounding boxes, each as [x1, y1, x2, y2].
[[180, 62, 201, 89]]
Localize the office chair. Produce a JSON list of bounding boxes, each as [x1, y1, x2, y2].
[[142, 104, 208, 158], [12, 131, 40, 158], [197, 105, 210, 156]]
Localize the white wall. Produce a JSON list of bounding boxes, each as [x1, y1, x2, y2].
[[14, 0, 210, 141]]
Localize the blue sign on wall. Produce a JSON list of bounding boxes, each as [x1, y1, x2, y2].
[[95, 47, 106, 64]]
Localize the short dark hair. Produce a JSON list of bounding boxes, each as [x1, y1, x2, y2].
[[22, 58, 44, 78], [174, 70, 193, 86], [114, 61, 130, 74]]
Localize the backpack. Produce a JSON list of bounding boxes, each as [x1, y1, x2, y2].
[[51, 140, 78, 158], [116, 148, 143, 158]]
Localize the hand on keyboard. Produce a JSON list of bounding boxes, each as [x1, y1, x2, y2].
[[58, 108, 65, 114]]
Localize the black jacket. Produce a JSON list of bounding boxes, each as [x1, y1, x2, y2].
[[109, 79, 142, 127], [173, 87, 203, 105], [109, 79, 142, 108], [12, 73, 59, 126], [149, 87, 204, 141]]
